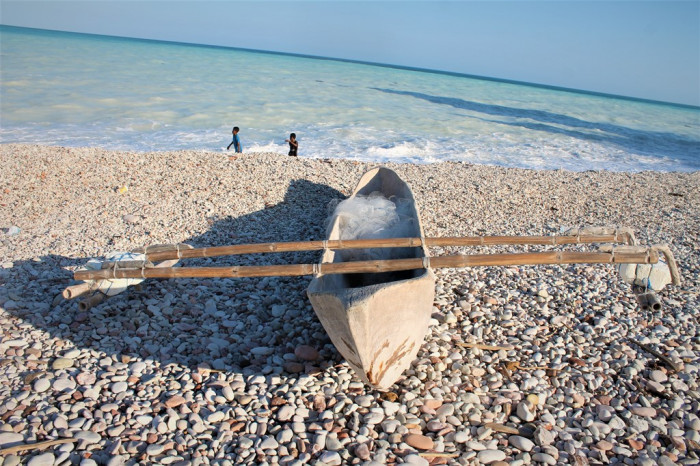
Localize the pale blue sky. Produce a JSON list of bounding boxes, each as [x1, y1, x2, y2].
[[2, 0, 699, 106]]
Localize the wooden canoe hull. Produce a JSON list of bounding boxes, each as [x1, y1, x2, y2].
[[307, 167, 436, 390]]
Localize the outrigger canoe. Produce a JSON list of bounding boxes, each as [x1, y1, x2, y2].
[[67, 168, 681, 391], [307, 167, 436, 390]]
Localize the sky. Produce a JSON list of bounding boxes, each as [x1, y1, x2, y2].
[[1, 0, 699, 106]]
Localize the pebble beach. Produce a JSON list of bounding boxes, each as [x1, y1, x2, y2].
[[1, 143, 699, 466]]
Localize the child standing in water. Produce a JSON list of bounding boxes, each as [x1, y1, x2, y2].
[[286, 133, 298, 157], [227, 126, 242, 152]]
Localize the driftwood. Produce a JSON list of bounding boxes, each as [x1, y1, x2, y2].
[[628, 338, 684, 372], [484, 422, 520, 434], [419, 452, 460, 458], [456, 342, 514, 351], [139, 231, 636, 262], [0, 438, 77, 455], [74, 249, 659, 281], [502, 360, 553, 372]]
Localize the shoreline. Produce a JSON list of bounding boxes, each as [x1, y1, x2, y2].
[[1, 143, 699, 465], [2, 142, 698, 174]]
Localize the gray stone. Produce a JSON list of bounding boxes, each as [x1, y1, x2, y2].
[[271, 305, 286, 317], [687, 418, 700, 431], [33, 377, 51, 393], [657, 457, 678, 466], [532, 453, 556, 465], [74, 430, 102, 444], [533, 426, 555, 446], [608, 416, 626, 430], [325, 436, 343, 451], [403, 454, 429, 466], [276, 428, 294, 444], [53, 416, 68, 430], [204, 299, 217, 314], [649, 370, 668, 383], [53, 378, 76, 391], [3, 455, 22, 466], [260, 436, 278, 450], [354, 443, 370, 460], [0, 432, 24, 448], [363, 411, 384, 424], [628, 417, 649, 433], [105, 456, 126, 466], [51, 358, 74, 370], [635, 456, 657, 466], [63, 348, 81, 358], [277, 405, 295, 421], [477, 449, 506, 463], [646, 380, 665, 393], [381, 419, 401, 434], [516, 401, 536, 422], [2, 338, 26, 347], [596, 405, 616, 422], [110, 381, 128, 394], [146, 444, 164, 456], [207, 411, 225, 423], [130, 361, 147, 373], [466, 441, 486, 451], [250, 346, 273, 356], [238, 437, 254, 449], [27, 453, 55, 466], [135, 415, 153, 426], [508, 435, 535, 452], [436, 403, 455, 417], [318, 451, 341, 465], [630, 406, 656, 417], [382, 401, 400, 416]]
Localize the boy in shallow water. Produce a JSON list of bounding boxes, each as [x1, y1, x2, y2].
[[227, 126, 242, 152]]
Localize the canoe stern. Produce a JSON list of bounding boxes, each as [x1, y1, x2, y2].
[[308, 269, 435, 390]]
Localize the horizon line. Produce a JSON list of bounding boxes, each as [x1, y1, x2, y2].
[[2, 23, 699, 110]]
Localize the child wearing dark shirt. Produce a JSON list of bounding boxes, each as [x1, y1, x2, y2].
[[286, 133, 298, 157]]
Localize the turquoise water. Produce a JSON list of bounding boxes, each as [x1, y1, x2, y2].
[[2, 25, 699, 171]]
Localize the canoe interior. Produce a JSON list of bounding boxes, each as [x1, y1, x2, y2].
[[318, 167, 429, 289]]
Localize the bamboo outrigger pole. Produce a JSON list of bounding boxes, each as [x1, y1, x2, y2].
[[137, 230, 636, 262], [74, 248, 658, 281]]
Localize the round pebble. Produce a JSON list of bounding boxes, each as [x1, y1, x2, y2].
[[33, 377, 51, 393]]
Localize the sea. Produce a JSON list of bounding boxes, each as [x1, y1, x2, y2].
[[2, 25, 699, 172]]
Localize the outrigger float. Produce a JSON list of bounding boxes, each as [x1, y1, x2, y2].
[[64, 168, 681, 390]]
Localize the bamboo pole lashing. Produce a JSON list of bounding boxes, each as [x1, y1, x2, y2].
[[74, 249, 659, 281], [139, 233, 634, 262]]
